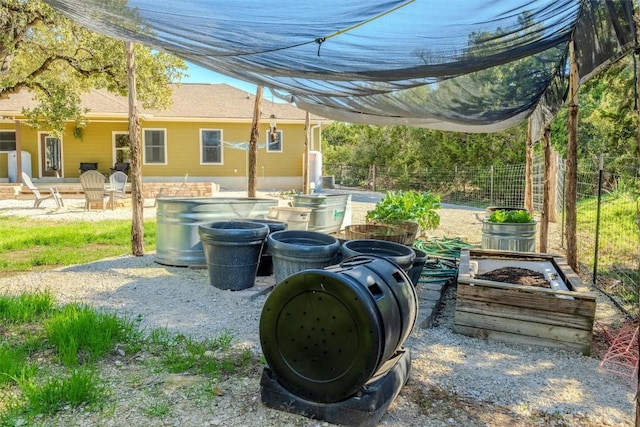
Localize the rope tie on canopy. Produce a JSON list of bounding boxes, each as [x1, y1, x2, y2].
[[315, 37, 325, 56], [315, 0, 416, 56]]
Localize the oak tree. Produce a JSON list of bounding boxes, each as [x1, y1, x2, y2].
[[0, 0, 187, 134]]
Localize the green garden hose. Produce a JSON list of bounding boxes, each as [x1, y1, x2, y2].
[[412, 237, 476, 284]]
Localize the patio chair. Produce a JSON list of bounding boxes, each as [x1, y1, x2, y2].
[[21, 172, 64, 208], [107, 171, 128, 209], [79, 170, 109, 211]]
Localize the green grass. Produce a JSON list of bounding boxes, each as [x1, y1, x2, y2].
[[0, 345, 37, 386], [0, 293, 260, 425], [158, 333, 252, 378], [142, 399, 172, 417], [44, 303, 141, 367], [0, 292, 55, 387], [576, 194, 639, 266], [0, 217, 156, 274], [576, 192, 639, 312], [18, 367, 107, 416], [0, 215, 264, 424], [0, 291, 56, 322]]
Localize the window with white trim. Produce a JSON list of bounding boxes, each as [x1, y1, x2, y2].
[[114, 132, 131, 163], [267, 130, 283, 152], [143, 129, 166, 164], [200, 129, 223, 164], [0, 131, 16, 152]]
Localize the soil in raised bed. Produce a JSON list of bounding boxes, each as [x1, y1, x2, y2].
[[476, 267, 550, 288]]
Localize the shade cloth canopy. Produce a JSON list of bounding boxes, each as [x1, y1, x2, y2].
[[44, 0, 636, 138]]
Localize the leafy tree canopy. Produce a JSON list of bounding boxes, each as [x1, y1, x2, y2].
[[551, 55, 639, 174], [322, 122, 528, 171], [324, 55, 638, 175], [0, 0, 187, 135]]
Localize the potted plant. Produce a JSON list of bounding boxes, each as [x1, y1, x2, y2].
[[365, 190, 441, 244], [482, 208, 537, 252]]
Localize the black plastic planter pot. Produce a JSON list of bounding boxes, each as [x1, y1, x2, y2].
[[198, 220, 269, 290], [340, 239, 416, 271], [267, 230, 341, 284], [407, 247, 428, 286], [248, 219, 288, 276]]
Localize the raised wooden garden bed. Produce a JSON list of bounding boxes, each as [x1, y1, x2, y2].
[[454, 249, 597, 355]]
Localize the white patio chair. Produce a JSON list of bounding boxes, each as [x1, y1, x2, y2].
[[79, 170, 109, 211], [21, 172, 64, 208], [107, 171, 128, 209]]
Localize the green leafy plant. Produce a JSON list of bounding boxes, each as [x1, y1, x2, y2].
[[366, 190, 441, 230], [488, 209, 534, 223]]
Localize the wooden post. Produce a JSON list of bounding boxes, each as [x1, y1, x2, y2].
[[14, 119, 22, 182], [635, 11, 640, 427], [524, 117, 534, 214], [548, 151, 558, 223], [248, 87, 262, 197], [126, 41, 144, 256], [637, 24, 640, 169], [539, 124, 551, 253], [565, 40, 579, 270], [303, 112, 310, 194]]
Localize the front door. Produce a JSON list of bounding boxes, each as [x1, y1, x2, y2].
[[40, 134, 61, 177]]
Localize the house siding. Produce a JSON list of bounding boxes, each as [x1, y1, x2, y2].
[[67, 121, 128, 176], [0, 84, 330, 189]]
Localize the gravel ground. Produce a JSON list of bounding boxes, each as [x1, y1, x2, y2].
[[0, 191, 634, 426]]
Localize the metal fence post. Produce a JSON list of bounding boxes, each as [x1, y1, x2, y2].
[[373, 164, 377, 191], [592, 155, 604, 284], [490, 165, 494, 206], [561, 161, 566, 248], [454, 165, 457, 204]]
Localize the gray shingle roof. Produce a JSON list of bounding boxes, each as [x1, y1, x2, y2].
[[0, 83, 327, 122]]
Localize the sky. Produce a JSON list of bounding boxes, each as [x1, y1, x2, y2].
[[182, 62, 257, 94]]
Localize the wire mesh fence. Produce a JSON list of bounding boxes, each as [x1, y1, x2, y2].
[[326, 157, 640, 317], [327, 163, 527, 208], [566, 159, 639, 317]]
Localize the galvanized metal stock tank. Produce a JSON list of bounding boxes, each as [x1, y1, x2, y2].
[[481, 220, 537, 252], [155, 197, 278, 267]]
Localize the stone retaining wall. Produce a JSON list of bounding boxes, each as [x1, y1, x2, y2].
[[0, 182, 219, 200]]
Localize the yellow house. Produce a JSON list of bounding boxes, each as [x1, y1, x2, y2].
[[0, 84, 330, 193]]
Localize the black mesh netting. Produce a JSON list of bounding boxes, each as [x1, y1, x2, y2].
[[43, 0, 636, 138]]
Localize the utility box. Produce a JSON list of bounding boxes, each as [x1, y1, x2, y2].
[[8, 151, 31, 183]]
